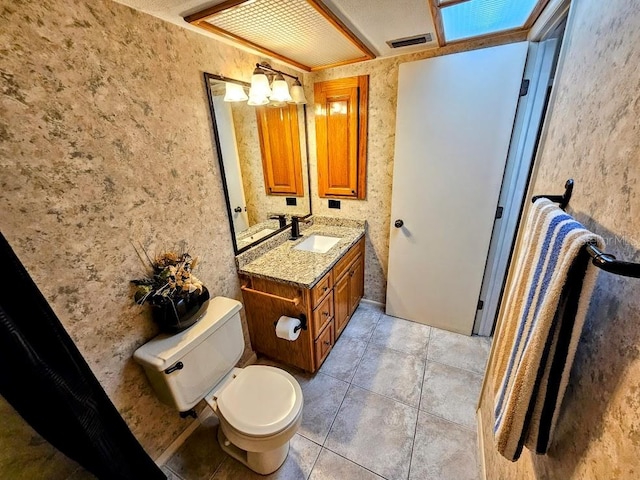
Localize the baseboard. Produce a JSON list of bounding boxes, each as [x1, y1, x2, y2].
[[360, 298, 384, 308], [477, 408, 487, 480]]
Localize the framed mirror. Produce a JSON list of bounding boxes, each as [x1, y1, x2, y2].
[[204, 73, 312, 254]]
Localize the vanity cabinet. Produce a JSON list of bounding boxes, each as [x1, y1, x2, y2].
[[241, 237, 365, 372]]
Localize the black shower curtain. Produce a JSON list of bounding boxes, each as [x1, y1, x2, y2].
[[0, 233, 165, 480]]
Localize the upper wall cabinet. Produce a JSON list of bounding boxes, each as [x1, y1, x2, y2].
[[256, 105, 304, 197], [314, 75, 368, 199]]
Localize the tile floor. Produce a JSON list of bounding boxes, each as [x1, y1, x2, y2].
[[162, 302, 491, 480]]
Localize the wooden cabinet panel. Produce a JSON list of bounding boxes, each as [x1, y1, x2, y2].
[[349, 254, 364, 316], [314, 76, 368, 199], [333, 237, 363, 281], [312, 291, 334, 339], [334, 271, 350, 338], [256, 104, 304, 196], [314, 320, 335, 367], [311, 270, 333, 308], [240, 277, 313, 372]]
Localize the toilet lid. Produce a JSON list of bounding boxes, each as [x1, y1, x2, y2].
[[216, 365, 303, 437]]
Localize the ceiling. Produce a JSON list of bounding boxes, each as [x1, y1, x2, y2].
[[115, 0, 543, 71], [115, 0, 438, 70]]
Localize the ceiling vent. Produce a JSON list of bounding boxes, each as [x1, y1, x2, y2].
[[386, 33, 433, 49]]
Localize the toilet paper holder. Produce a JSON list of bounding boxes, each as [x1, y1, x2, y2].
[[273, 314, 307, 333]]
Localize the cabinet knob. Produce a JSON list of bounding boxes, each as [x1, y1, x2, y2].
[[323, 286, 328, 292], [322, 311, 329, 317], [394, 219, 404, 228], [323, 341, 331, 346]]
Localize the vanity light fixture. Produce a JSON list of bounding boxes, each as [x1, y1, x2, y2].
[[224, 82, 249, 102], [238, 62, 307, 106]]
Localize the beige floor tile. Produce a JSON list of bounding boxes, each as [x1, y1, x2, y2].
[[325, 386, 418, 480], [352, 343, 425, 407], [309, 448, 384, 480], [298, 373, 349, 444], [428, 329, 491, 374], [161, 466, 184, 480], [420, 361, 483, 428], [370, 314, 431, 358], [211, 434, 320, 479], [165, 416, 226, 480], [409, 412, 479, 480], [319, 336, 368, 382], [340, 305, 382, 341]]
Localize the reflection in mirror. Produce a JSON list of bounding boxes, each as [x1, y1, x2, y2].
[[204, 73, 311, 254]]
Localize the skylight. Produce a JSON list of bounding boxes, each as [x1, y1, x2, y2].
[[441, 0, 539, 42]]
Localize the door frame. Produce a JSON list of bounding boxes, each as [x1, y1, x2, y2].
[[473, 0, 571, 336]]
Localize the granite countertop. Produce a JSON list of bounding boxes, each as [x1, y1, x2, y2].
[[238, 223, 365, 288]]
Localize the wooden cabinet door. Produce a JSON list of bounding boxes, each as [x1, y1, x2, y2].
[[349, 255, 364, 316], [314, 76, 368, 199], [256, 104, 304, 196], [314, 320, 335, 368], [334, 272, 350, 337]]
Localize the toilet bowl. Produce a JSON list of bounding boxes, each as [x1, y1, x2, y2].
[[133, 297, 304, 475], [206, 365, 303, 474]]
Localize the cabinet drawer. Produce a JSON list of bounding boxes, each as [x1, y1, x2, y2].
[[312, 291, 334, 339], [334, 238, 364, 281], [311, 270, 333, 308], [315, 319, 334, 368]]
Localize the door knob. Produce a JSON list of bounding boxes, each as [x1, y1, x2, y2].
[[394, 219, 404, 228]]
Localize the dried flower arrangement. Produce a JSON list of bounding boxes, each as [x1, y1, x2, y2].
[[131, 246, 205, 307]]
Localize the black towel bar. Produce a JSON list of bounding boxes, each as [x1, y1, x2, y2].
[[533, 179, 640, 278]]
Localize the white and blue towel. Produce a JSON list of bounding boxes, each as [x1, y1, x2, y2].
[[491, 198, 603, 461]]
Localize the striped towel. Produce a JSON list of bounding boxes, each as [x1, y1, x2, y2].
[[491, 198, 604, 461]]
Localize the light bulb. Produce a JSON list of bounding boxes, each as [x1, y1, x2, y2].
[[223, 82, 248, 102], [289, 79, 307, 104], [250, 68, 271, 97], [269, 74, 292, 103]]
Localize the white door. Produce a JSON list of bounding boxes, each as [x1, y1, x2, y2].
[[213, 96, 249, 234], [386, 42, 528, 335]]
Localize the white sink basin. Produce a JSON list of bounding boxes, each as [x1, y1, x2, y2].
[[237, 228, 276, 247], [294, 235, 341, 254]]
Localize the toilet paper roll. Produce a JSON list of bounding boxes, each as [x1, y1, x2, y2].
[[275, 316, 301, 341]]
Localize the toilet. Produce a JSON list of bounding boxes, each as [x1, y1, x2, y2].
[[133, 296, 303, 475]]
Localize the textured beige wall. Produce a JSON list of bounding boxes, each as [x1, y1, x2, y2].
[[479, 1, 640, 478], [0, 0, 286, 472], [305, 31, 527, 303]]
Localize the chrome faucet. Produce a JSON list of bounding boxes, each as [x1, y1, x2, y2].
[[290, 216, 310, 240]]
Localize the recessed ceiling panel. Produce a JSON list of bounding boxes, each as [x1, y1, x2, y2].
[[187, 0, 375, 70]]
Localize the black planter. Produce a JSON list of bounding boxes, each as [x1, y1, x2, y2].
[[151, 287, 210, 333]]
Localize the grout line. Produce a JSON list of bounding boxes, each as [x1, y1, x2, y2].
[[164, 465, 187, 480], [317, 308, 383, 450], [426, 358, 487, 377], [304, 438, 324, 480], [208, 457, 228, 480], [321, 446, 391, 479], [421, 410, 478, 432], [407, 330, 431, 479]]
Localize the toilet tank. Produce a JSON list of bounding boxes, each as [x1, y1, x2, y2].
[[133, 296, 244, 412]]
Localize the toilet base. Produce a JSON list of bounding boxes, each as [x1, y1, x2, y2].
[[217, 426, 290, 475]]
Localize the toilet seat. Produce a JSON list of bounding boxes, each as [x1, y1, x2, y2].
[[215, 365, 303, 437]]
